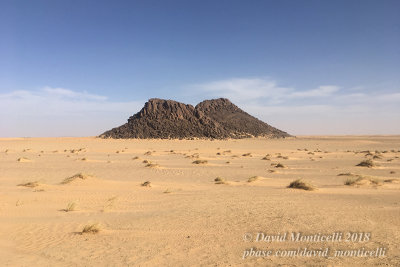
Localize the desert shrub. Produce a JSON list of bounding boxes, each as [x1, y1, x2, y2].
[[287, 179, 315, 191]]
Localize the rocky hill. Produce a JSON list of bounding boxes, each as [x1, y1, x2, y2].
[[99, 98, 290, 139]]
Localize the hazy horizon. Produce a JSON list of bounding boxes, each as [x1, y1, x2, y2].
[[1, 0, 399, 137]]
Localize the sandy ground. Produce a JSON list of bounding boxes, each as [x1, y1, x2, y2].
[[0, 136, 399, 266]]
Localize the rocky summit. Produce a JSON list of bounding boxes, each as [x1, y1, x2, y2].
[[99, 98, 290, 139]]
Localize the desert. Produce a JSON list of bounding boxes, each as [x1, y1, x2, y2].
[[1, 135, 399, 266], [2, 1, 399, 266]]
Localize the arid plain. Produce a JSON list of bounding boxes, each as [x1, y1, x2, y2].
[[1, 136, 399, 266]]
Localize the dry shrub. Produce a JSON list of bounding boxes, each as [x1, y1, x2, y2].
[[247, 176, 260, 183], [63, 202, 77, 212], [192, 159, 208, 164], [141, 181, 151, 187], [344, 175, 383, 186], [275, 163, 285, 168], [61, 173, 92, 184], [214, 177, 226, 184], [18, 181, 39, 188], [287, 179, 315, 191], [145, 163, 159, 168], [356, 159, 375, 168], [81, 224, 100, 234]]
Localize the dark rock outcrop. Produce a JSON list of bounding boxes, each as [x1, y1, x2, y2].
[[99, 98, 290, 139]]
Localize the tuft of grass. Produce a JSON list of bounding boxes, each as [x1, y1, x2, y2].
[[141, 181, 151, 187], [101, 197, 117, 212], [344, 178, 357, 186], [275, 163, 285, 168], [142, 159, 149, 163], [81, 224, 100, 234], [63, 202, 77, 212], [18, 181, 39, 188], [344, 175, 383, 186], [145, 162, 159, 168], [247, 176, 259, 183], [132, 156, 139, 160], [384, 178, 399, 183], [34, 188, 45, 192], [356, 159, 375, 168], [287, 179, 315, 191], [17, 157, 31, 162], [163, 188, 172, 194], [61, 173, 91, 184], [261, 155, 271, 160], [214, 177, 226, 184], [144, 151, 152, 156], [192, 159, 208, 164], [337, 172, 355, 176], [242, 153, 252, 157]]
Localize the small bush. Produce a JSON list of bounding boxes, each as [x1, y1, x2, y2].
[[81, 224, 100, 234], [145, 163, 159, 168], [356, 159, 375, 168], [247, 176, 259, 183], [337, 173, 354, 176], [275, 163, 285, 168], [18, 181, 39, 188], [287, 179, 315, 191], [61, 173, 91, 184], [192, 160, 208, 164], [344, 175, 383, 186], [17, 157, 31, 162], [384, 178, 399, 183], [63, 202, 77, 212], [141, 181, 151, 187], [214, 177, 226, 184]]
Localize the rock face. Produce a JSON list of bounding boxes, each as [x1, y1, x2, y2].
[[99, 98, 290, 139]]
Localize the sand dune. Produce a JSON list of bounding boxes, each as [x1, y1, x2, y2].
[[0, 136, 399, 266]]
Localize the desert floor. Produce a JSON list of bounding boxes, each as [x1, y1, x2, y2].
[[0, 136, 399, 266]]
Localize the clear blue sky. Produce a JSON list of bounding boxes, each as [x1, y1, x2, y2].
[[1, 0, 399, 136]]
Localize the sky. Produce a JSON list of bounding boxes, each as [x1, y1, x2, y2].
[[0, 0, 399, 137]]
